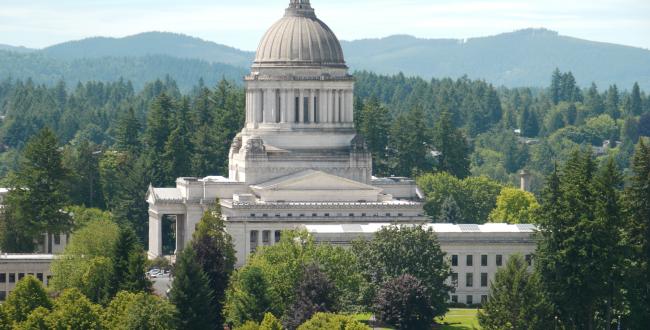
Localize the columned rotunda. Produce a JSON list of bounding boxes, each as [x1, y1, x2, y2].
[[147, 0, 428, 265]]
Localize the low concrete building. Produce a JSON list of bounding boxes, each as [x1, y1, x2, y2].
[[0, 254, 55, 302], [304, 223, 537, 305]]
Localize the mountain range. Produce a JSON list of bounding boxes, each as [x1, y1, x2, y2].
[[1, 29, 649, 91]]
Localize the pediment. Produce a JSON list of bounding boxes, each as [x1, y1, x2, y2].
[[251, 170, 380, 192]]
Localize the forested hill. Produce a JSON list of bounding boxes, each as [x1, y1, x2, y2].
[[341, 29, 650, 89], [1, 29, 650, 90], [42, 32, 254, 68]]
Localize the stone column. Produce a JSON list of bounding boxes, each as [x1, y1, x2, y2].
[[175, 214, 186, 255], [308, 89, 315, 124], [148, 209, 163, 258], [346, 90, 354, 122], [333, 90, 339, 123], [299, 89, 305, 123]]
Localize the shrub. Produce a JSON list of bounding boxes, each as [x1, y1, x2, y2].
[[297, 313, 370, 330], [374, 274, 434, 330]]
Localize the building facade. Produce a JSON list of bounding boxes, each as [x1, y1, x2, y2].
[[0, 254, 54, 302], [305, 223, 537, 305], [147, 0, 428, 266]]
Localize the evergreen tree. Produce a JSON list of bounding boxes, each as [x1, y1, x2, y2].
[[535, 152, 625, 329], [630, 82, 643, 116], [109, 226, 149, 296], [359, 97, 391, 175], [436, 196, 462, 223], [2, 128, 72, 252], [191, 200, 236, 328], [478, 255, 554, 330], [519, 106, 539, 137], [605, 85, 621, 119], [111, 155, 151, 242], [114, 107, 142, 153], [225, 266, 279, 326], [66, 140, 103, 208], [388, 106, 431, 177], [433, 110, 470, 178], [550, 69, 562, 105], [163, 97, 193, 182], [169, 245, 217, 329], [623, 140, 650, 327], [585, 83, 605, 115]]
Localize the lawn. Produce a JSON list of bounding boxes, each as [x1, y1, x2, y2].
[[435, 308, 481, 330], [355, 309, 481, 330]]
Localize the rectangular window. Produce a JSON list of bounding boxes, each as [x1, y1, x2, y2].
[[451, 295, 458, 303], [294, 96, 300, 123], [262, 230, 271, 246], [37, 273, 44, 282], [0, 273, 5, 283], [467, 295, 473, 305], [9, 273, 15, 283], [466, 273, 473, 287], [481, 255, 488, 267], [525, 254, 533, 266], [54, 234, 61, 245], [312, 213, 317, 217], [481, 273, 488, 287], [303, 97, 309, 123], [451, 273, 458, 288], [18, 273, 25, 281], [481, 295, 488, 304], [0, 291, 5, 301], [496, 255, 503, 267], [274, 231, 282, 243], [250, 231, 259, 253], [451, 255, 458, 267], [466, 255, 473, 267]]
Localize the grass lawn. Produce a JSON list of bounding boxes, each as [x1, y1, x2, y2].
[[435, 309, 481, 330], [355, 309, 481, 329]]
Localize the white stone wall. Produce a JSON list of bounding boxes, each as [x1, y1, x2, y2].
[[0, 256, 54, 302]]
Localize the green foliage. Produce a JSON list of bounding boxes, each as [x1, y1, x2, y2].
[[535, 151, 626, 329], [284, 264, 337, 329], [65, 206, 113, 229], [374, 274, 434, 330], [623, 140, 650, 327], [433, 111, 471, 178], [191, 200, 236, 326], [1, 127, 71, 252], [109, 226, 150, 296], [358, 97, 391, 175], [49, 218, 120, 304], [0, 305, 10, 330], [225, 231, 364, 326], [169, 245, 216, 329], [259, 313, 284, 330], [296, 313, 370, 330], [478, 255, 554, 330], [387, 106, 433, 177], [14, 307, 49, 330], [488, 187, 540, 223], [417, 172, 503, 223], [102, 291, 179, 330], [44, 288, 103, 330], [3, 276, 52, 324], [353, 226, 451, 319]]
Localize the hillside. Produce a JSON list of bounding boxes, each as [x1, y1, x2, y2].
[[341, 29, 650, 89], [0, 51, 247, 91], [43, 32, 255, 68], [1, 29, 649, 89]]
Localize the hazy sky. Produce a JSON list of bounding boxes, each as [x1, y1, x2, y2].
[[1, 0, 649, 50]]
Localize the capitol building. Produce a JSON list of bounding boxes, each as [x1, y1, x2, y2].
[[146, 0, 536, 305], [147, 0, 429, 265]]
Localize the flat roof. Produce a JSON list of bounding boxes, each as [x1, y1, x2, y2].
[[304, 223, 537, 234], [0, 254, 56, 261]]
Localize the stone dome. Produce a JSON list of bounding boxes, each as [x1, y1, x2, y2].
[[253, 0, 346, 68]]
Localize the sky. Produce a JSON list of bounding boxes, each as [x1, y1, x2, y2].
[[0, 0, 649, 51]]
